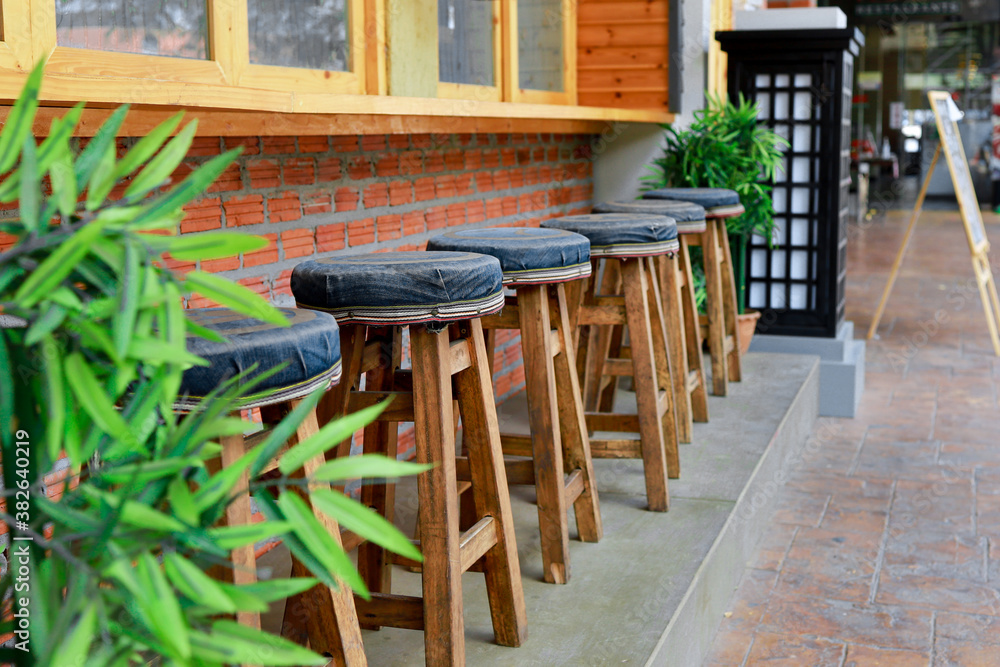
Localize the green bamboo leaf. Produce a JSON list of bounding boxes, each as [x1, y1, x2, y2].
[[213, 583, 269, 613], [79, 486, 187, 533], [24, 303, 68, 346], [96, 458, 201, 485], [184, 318, 227, 343], [49, 150, 78, 218], [114, 111, 185, 180], [130, 148, 240, 226], [192, 454, 255, 512], [277, 492, 368, 597], [312, 488, 423, 562], [127, 338, 208, 367], [136, 553, 191, 660], [40, 335, 66, 461], [247, 387, 322, 478], [47, 600, 97, 666], [185, 270, 286, 326], [0, 60, 44, 174], [18, 135, 40, 233], [35, 495, 102, 532], [189, 621, 326, 666], [85, 142, 119, 210], [167, 476, 199, 526], [278, 398, 392, 475], [163, 553, 237, 614], [113, 240, 141, 358], [124, 120, 198, 199], [63, 352, 131, 441], [153, 232, 268, 261], [314, 453, 432, 482], [232, 577, 318, 603], [206, 521, 293, 550], [75, 105, 129, 190], [36, 102, 84, 177], [13, 218, 107, 307]]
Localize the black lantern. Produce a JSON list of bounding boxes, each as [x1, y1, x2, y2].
[[717, 27, 863, 337]]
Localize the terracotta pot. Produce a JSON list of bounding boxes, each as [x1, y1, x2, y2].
[[737, 309, 761, 356], [697, 310, 761, 356]]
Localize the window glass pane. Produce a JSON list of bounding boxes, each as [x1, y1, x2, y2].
[[248, 0, 349, 71], [438, 0, 494, 87], [56, 0, 208, 59], [518, 0, 562, 92]]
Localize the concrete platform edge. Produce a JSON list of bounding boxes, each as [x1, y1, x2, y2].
[[645, 357, 821, 667]]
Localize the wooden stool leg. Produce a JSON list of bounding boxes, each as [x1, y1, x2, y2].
[[719, 221, 742, 382], [581, 259, 619, 411], [702, 220, 729, 396], [409, 325, 465, 665], [551, 283, 602, 543], [679, 238, 709, 423], [645, 257, 680, 479], [518, 284, 571, 584], [218, 432, 261, 631], [452, 319, 528, 647], [620, 259, 670, 512], [279, 403, 367, 665], [358, 327, 401, 626], [658, 254, 693, 444]]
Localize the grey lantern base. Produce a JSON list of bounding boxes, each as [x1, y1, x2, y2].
[[748, 320, 865, 417]]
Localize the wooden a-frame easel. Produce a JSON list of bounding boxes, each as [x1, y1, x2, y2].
[[867, 92, 1000, 356]]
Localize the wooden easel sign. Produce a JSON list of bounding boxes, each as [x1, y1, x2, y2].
[[867, 91, 1000, 355]]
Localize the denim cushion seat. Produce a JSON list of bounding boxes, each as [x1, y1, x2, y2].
[[425, 227, 591, 286], [542, 213, 678, 258], [177, 308, 342, 411], [291, 251, 505, 325], [592, 200, 707, 235], [643, 187, 745, 218]]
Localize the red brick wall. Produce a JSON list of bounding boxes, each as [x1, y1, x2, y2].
[[0, 131, 595, 458]]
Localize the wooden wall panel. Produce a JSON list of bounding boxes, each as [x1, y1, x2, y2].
[[576, 0, 669, 111]]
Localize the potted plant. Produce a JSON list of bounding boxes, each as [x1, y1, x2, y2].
[[0, 64, 425, 665], [643, 93, 787, 351]]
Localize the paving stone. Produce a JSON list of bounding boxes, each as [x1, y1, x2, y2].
[[875, 572, 1000, 616], [742, 631, 845, 666], [770, 490, 830, 528], [882, 530, 986, 582], [933, 638, 1000, 666], [777, 528, 881, 603], [748, 523, 799, 572], [843, 643, 931, 667], [758, 595, 932, 651], [935, 612, 1000, 646]]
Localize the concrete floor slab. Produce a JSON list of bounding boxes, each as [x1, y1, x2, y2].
[[261, 352, 820, 665]]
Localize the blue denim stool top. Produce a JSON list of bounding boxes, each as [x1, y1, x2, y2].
[[592, 200, 707, 235], [426, 227, 591, 286], [291, 250, 505, 325], [542, 213, 679, 258], [177, 308, 342, 411], [642, 187, 745, 217]]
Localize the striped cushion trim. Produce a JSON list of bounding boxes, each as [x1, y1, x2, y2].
[[706, 204, 746, 218], [504, 261, 592, 286], [677, 219, 708, 235], [591, 238, 680, 258], [174, 359, 342, 411], [299, 290, 506, 325]]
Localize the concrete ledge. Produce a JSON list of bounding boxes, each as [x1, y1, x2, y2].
[[260, 353, 821, 665]]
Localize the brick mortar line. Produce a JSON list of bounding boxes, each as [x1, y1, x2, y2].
[[867, 479, 898, 605], [203, 174, 592, 239], [211, 199, 593, 287]]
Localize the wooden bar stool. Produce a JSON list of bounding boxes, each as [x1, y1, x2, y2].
[[592, 200, 711, 444], [426, 227, 603, 585], [291, 251, 527, 666], [177, 307, 367, 664], [644, 188, 746, 396], [541, 213, 679, 511]]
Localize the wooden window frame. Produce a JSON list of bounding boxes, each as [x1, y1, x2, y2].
[[24, 0, 370, 101], [503, 0, 576, 105], [436, 0, 503, 103], [0, 2, 32, 70], [231, 0, 368, 95]]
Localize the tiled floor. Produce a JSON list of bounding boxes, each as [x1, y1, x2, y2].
[[704, 203, 1000, 666]]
